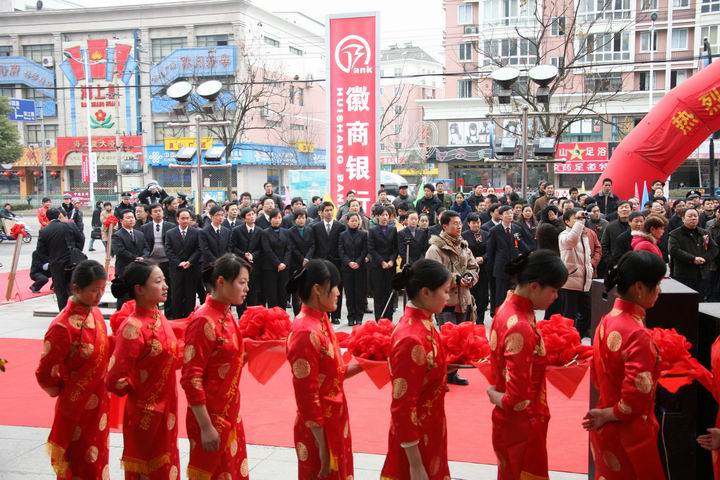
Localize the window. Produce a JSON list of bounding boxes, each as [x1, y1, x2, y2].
[[458, 4, 473, 24], [483, 38, 538, 66], [673, 0, 689, 7], [459, 42, 473, 62], [584, 73, 623, 92], [483, 0, 538, 26], [297, 87, 304, 107], [289, 85, 295, 104], [458, 79, 473, 98], [151, 37, 186, 63], [639, 31, 658, 52], [25, 124, 58, 145], [579, 32, 630, 63], [561, 119, 603, 142], [263, 36, 280, 48], [289, 124, 306, 131], [22, 44, 53, 63], [492, 76, 528, 96], [551, 56, 565, 71], [394, 142, 402, 150], [0, 85, 14, 98], [671, 29, 688, 51], [701, 0, 720, 13], [641, 0, 658, 10], [0, 46, 12, 57], [196, 35, 229, 47], [551, 17, 566, 36], [393, 67, 402, 77], [394, 124, 402, 134], [154, 122, 185, 142], [638, 71, 658, 91], [394, 105, 403, 115], [578, 0, 631, 20], [671, 70, 689, 88], [702, 26, 720, 53], [289, 46, 304, 56], [21, 86, 44, 101]]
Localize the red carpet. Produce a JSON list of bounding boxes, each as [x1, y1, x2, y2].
[[0, 338, 588, 474], [0, 269, 52, 304]]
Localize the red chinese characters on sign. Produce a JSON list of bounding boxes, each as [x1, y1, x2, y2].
[[328, 15, 378, 212], [56, 135, 143, 165], [554, 142, 609, 174]]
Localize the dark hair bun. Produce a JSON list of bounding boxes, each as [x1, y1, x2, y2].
[[286, 268, 308, 295], [392, 265, 413, 291], [504, 253, 530, 277], [110, 277, 128, 298]]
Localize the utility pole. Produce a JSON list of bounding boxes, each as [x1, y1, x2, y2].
[[705, 37, 715, 195], [39, 100, 47, 198]]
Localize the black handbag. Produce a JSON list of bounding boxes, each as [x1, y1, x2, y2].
[[91, 227, 102, 239], [65, 227, 87, 270]]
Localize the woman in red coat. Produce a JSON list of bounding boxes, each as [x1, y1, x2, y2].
[[35, 260, 110, 479], [583, 251, 667, 479], [486, 250, 568, 480], [286, 259, 362, 479], [106, 260, 181, 479], [181, 254, 251, 479], [698, 337, 720, 478], [631, 214, 666, 260], [381, 259, 453, 480]]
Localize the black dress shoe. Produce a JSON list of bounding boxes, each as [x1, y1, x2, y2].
[[447, 372, 469, 386], [331, 318, 340, 325]]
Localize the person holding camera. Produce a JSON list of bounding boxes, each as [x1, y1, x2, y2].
[[426, 210, 479, 385], [137, 180, 168, 205], [558, 208, 595, 338]]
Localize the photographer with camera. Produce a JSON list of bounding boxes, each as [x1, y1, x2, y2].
[[137, 180, 168, 205], [558, 208, 596, 338], [426, 210, 479, 385]]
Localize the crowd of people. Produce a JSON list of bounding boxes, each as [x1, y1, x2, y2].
[[29, 175, 720, 479]]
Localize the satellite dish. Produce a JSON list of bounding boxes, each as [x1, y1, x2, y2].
[[196, 80, 223, 101], [528, 64, 559, 87], [490, 67, 521, 90], [166, 81, 193, 103]]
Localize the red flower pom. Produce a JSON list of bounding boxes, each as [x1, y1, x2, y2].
[[103, 215, 119, 228], [651, 327, 695, 372], [238, 306, 291, 340], [439, 322, 490, 365], [9, 223, 27, 239], [538, 314, 586, 366], [340, 319, 394, 360]]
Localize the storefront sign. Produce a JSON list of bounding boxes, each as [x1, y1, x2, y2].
[[81, 152, 98, 183], [150, 47, 236, 94], [0, 57, 55, 98], [17, 146, 58, 167], [448, 120, 493, 146], [64, 191, 90, 208], [328, 13, 379, 212], [57, 135, 143, 165], [164, 137, 214, 151], [554, 142, 609, 174], [146, 143, 326, 168]]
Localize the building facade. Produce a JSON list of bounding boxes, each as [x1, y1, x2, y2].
[[420, 0, 718, 193], [0, 0, 326, 204]]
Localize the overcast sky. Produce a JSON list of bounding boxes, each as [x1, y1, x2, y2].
[[46, 0, 445, 62]]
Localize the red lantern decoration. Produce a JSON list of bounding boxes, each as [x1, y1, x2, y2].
[[2, 171, 11, 177], [50, 171, 59, 178], [15, 170, 25, 177], [32, 171, 41, 177]]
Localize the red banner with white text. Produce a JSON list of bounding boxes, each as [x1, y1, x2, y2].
[[328, 14, 379, 212], [554, 141, 609, 174]]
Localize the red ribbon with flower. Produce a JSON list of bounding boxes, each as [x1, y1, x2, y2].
[[652, 327, 711, 393], [9, 223, 27, 239], [339, 319, 394, 388], [238, 306, 292, 385], [103, 215, 119, 228]]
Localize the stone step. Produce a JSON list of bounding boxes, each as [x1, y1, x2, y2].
[[33, 307, 116, 320]]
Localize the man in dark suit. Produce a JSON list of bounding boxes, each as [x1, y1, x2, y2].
[[396, 210, 428, 269], [307, 196, 322, 221], [230, 207, 263, 312], [311, 201, 346, 323], [142, 203, 176, 317], [36, 207, 85, 310], [368, 205, 399, 320], [486, 205, 531, 312], [112, 209, 149, 309], [462, 213, 490, 323], [164, 209, 202, 318], [288, 209, 315, 314], [221, 202, 240, 231], [255, 197, 274, 230], [282, 197, 305, 229], [199, 205, 231, 268]]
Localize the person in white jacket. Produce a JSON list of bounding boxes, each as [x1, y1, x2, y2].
[[558, 207, 594, 338]]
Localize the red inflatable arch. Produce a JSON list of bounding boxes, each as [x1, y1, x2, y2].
[[591, 60, 720, 198]]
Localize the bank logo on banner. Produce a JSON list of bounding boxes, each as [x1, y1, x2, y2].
[[334, 35, 373, 74]]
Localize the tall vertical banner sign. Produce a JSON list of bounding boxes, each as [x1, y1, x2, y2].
[[327, 14, 379, 212]]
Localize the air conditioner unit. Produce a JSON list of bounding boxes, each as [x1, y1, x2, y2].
[[464, 25, 479, 35], [41, 56, 54, 68]]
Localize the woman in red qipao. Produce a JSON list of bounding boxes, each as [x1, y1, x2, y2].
[[106, 260, 181, 479], [35, 260, 110, 480], [583, 251, 667, 480], [381, 259, 453, 480], [698, 337, 720, 478], [286, 259, 363, 480], [486, 250, 569, 480], [181, 254, 251, 479]]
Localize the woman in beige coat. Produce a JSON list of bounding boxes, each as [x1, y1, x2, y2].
[[558, 207, 594, 338]]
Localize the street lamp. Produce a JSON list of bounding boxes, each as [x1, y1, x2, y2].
[[649, 12, 658, 113], [704, 37, 717, 194], [63, 50, 105, 207], [166, 80, 230, 209]]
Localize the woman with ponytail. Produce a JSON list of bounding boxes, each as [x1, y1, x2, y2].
[[35, 260, 110, 479], [381, 259, 453, 480], [285, 259, 362, 479], [486, 249, 568, 480], [583, 250, 667, 479], [106, 260, 181, 479], [181, 253, 252, 479]]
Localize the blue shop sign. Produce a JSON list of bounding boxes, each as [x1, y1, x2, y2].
[[146, 143, 326, 168], [0, 57, 56, 99], [150, 47, 237, 95]]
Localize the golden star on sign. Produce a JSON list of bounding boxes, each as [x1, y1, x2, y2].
[[569, 144, 586, 161]]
